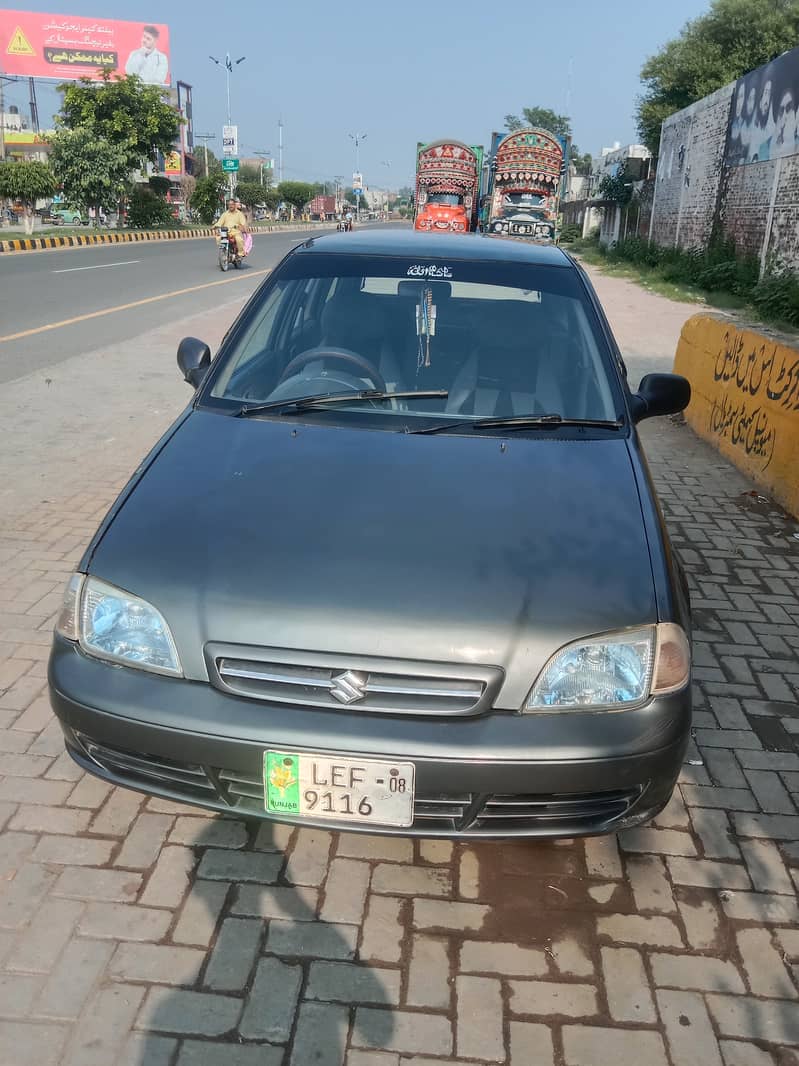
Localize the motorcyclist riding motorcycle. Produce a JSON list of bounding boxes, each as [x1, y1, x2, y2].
[[213, 198, 248, 265]]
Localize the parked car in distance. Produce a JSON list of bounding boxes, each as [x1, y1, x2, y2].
[[49, 230, 693, 840], [48, 207, 84, 225]]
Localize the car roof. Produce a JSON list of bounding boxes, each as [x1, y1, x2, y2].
[[295, 228, 573, 267]]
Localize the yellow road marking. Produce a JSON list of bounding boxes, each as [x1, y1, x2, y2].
[[0, 269, 271, 344]]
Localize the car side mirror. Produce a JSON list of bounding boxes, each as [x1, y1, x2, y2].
[[177, 337, 212, 388], [630, 373, 691, 423]]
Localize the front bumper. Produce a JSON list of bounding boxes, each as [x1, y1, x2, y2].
[[49, 639, 691, 839]]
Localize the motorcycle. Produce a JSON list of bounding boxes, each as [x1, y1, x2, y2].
[[217, 227, 242, 271]]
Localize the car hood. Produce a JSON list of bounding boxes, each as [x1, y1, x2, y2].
[[89, 411, 657, 704]]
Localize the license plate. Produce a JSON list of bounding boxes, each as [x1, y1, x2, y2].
[[264, 751, 415, 828]]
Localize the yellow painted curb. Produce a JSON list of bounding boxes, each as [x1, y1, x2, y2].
[[673, 314, 799, 518], [0, 222, 337, 254]]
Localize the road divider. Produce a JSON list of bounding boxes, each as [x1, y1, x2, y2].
[[673, 313, 799, 518], [0, 221, 337, 254]]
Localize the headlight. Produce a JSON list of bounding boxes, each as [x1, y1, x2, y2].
[[56, 574, 182, 677], [524, 624, 689, 712]]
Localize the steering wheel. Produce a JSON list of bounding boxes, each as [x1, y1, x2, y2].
[[277, 346, 386, 391]]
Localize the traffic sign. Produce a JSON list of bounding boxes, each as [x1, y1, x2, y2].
[[222, 125, 238, 157], [222, 157, 239, 172]]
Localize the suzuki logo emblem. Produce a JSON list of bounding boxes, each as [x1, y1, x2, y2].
[[329, 670, 368, 704]]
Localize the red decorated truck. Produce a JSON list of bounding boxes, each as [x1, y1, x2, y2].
[[480, 128, 565, 241], [414, 140, 483, 234]]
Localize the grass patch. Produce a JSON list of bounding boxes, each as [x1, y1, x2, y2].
[[569, 235, 799, 331]]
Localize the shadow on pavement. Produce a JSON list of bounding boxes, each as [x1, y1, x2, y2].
[[135, 815, 394, 1065]]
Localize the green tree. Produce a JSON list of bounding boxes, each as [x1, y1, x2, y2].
[[238, 163, 261, 184], [261, 187, 281, 212], [191, 173, 226, 224], [49, 128, 129, 218], [277, 180, 316, 216], [571, 151, 594, 176], [194, 146, 223, 179], [56, 73, 181, 172], [504, 108, 572, 138], [597, 164, 634, 204], [637, 0, 799, 153], [148, 175, 171, 197], [0, 160, 57, 234], [127, 185, 175, 227], [234, 181, 263, 213]]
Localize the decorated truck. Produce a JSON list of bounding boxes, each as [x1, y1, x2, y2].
[[414, 140, 483, 233], [481, 128, 565, 241]]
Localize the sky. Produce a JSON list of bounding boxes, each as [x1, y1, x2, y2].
[[4, 0, 709, 189]]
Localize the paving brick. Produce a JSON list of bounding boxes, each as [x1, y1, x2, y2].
[[460, 939, 549, 977], [171, 880, 229, 946], [739, 839, 795, 894], [732, 812, 799, 840], [653, 788, 691, 828], [677, 892, 722, 950], [252, 820, 294, 852], [0, 1020, 68, 1066], [336, 834, 414, 862], [619, 827, 697, 856], [681, 785, 758, 811], [168, 816, 248, 849], [66, 774, 112, 810], [744, 770, 797, 814], [406, 935, 451, 1009], [307, 960, 401, 1005], [690, 808, 740, 859], [353, 1009, 452, 1056], [597, 914, 682, 947], [267, 919, 358, 960], [707, 994, 799, 1044], [667, 857, 751, 889], [510, 1021, 555, 1066], [695, 729, 762, 750], [109, 942, 206, 985], [372, 862, 451, 898], [601, 947, 656, 1022], [718, 1041, 778, 1066], [736, 928, 797, 998], [457, 975, 504, 1062], [196, 848, 282, 883], [0, 776, 72, 806], [289, 1001, 348, 1066], [89, 788, 143, 836], [360, 895, 404, 963], [657, 989, 723, 1066], [510, 980, 598, 1018], [651, 952, 744, 993], [32, 834, 115, 866], [8, 804, 91, 835], [233, 884, 319, 921], [584, 835, 623, 879], [419, 839, 453, 864], [0, 830, 36, 878], [137, 986, 242, 1037], [204, 917, 262, 991], [78, 902, 172, 942], [321, 858, 371, 924], [549, 936, 594, 977], [118, 1033, 178, 1066], [52, 865, 141, 903], [114, 813, 173, 869], [412, 898, 488, 932], [179, 1043, 283, 1066], [562, 1025, 668, 1066], [6, 897, 83, 973], [284, 828, 333, 886], [703, 750, 748, 788], [139, 846, 194, 908], [458, 848, 480, 899], [0, 861, 58, 929], [0, 971, 45, 1016], [35, 938, 115, 1020], [239, 956, 301, 1041], [347, 1053, 399, 1066], [720, 890, 799, 924], [626, 854, 677, 912]]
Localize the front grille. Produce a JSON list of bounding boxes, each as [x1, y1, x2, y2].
[[71, 733, 642, 837], [208, 645, 499, 717]]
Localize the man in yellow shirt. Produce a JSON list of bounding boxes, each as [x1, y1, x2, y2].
[[213, 198, 248, 257]]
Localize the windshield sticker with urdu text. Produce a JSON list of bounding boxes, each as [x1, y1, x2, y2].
[[407, 264, 453, 278]]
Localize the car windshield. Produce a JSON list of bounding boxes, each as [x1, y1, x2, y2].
[[206, 254, 621, 428], [427, 193, 463, 207]]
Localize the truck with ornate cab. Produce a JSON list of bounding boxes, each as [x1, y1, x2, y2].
[[414, 140, 483, 234], [481, 128, 565, 241]]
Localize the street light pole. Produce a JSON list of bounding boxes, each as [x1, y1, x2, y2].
[[195, 133, 216, 177], [349, 132, 367, 220], [209, 53, 245, 195], [254, 150, 271, 187]]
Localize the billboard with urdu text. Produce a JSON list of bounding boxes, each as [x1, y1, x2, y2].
[[1, 10, 170, 85]]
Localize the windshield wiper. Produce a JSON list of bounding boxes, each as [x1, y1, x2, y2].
[[411, 413, 624, 435], [235, 390, 448, 417]]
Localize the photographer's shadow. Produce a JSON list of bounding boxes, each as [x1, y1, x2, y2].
[[134, 815, 395, 1065]]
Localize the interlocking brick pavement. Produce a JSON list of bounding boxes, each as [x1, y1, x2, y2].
[[1, 270, 798, 1065]]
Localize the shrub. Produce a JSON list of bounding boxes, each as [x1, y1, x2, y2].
[[126, 186, 174, 228], [558, 222, 581, 243], [751, 273, 799, 326]]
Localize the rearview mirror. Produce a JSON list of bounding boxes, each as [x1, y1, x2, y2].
[[630, 373, 691, 423], [177, 337, 212, 389]]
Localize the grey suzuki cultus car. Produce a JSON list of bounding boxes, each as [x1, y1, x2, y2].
[[49, 230, 692, 838]]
